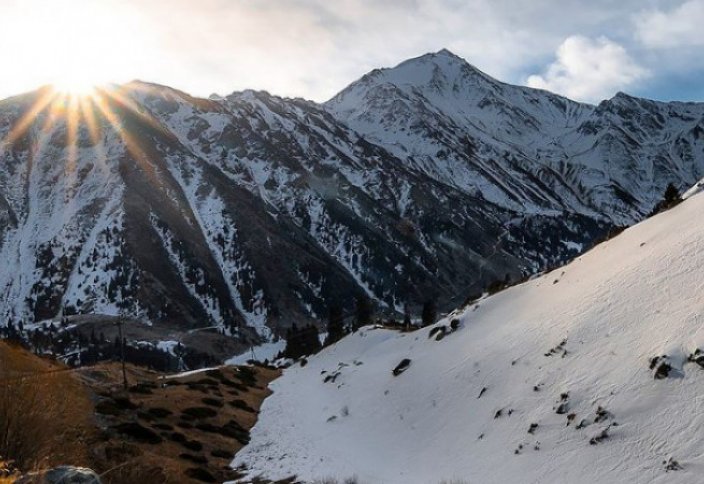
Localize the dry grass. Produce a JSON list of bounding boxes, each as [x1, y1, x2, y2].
[[81, 362, 280, 483], [0, 342, 280, 483], [0, 342, 94, 472], [0, 457, 19, 484]]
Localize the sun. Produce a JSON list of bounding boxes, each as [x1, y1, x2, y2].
[[52, 77, 100, 96], [0, 0, 150, 100]]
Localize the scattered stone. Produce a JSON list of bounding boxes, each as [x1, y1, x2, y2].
[[392, 359, 412, 376], [655, 361, 672, 379], [589, 426, 611, 445], [478, 387, 487, 399], [594, 406, 610, 423], [324, 372, 341, 383], [528, 423, 538, 434], [429, 326, 447, 340], [688, 349, 704, 368], [16, 467, 101, 484], [545, 339, 568, 357], [664, 457, 683, 472]]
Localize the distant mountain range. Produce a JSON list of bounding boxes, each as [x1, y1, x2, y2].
[[1, 49, 703, 346]]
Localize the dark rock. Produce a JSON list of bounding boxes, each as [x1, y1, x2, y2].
[[17, 467, 101, 484], [392, 359, 412, 376]]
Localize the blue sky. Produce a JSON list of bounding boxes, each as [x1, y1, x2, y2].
[[1, 0, 703, 103]]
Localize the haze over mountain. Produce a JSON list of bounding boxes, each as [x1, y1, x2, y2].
[[1, 49, 703, 350]]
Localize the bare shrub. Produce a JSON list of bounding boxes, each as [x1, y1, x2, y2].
[[0, 342, 93, 471]]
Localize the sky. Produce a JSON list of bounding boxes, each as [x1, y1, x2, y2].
[[1, 0, 703, 104]]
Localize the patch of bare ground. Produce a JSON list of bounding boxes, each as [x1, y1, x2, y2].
[[81, 362, 280, 483], [0, 341, 280, 483]]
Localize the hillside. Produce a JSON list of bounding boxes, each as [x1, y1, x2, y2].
[[0, 340, 281, 483], [2, 49, 704, 354], [233, 190, 704, 483]]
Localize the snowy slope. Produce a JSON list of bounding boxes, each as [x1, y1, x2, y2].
[[234, 191, 704, 483]]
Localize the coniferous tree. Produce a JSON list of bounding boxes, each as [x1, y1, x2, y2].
[[284, 324, 302, 359], [421, 299, 437, 327], [650, 183, 683, 215], [354, 296, 373, 331], [285, 324, 322, 359], [404, 306, 412, 330], [302, 324, 322, 355], [325, 306, 344, 346]]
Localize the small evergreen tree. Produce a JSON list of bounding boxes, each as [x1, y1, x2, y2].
[[421, 299, 437, 327], [650, 183, 682, 215], [354, 296, 373, 331], [284, 324, 301, 359], [403, 306, 412, 330], [325, 306, 344, 346]]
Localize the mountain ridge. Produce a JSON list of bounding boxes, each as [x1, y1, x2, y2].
[[0, 49, 702, 355]]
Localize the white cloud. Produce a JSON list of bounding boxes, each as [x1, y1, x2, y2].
[[0, 0, 701, 102], [527, 35, 648, 102], [635, 0, 704, 48]]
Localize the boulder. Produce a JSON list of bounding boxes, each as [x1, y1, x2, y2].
[[17, 466, 101, 484]]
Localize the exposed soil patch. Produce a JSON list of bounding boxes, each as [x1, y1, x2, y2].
[[76, 362, 280, 483]]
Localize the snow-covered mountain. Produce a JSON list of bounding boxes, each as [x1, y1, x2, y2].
[[0, 49, 703, 348], [327, 49, 704, 224], [234, 188, 704, 484]]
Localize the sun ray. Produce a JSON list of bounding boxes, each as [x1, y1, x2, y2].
[[1, 89, 58, 148], [65, 94, 81, 189], [79, 96, 101, 146], [91, 89, 156, 178], [98, 86, 167, 135]]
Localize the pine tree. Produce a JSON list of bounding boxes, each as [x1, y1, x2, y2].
[[354, 296, 373, 331], [325, 306, 344, 346], [404, 306, 412, 330], [422, 299, 437, 327], [664, 183, 680, 205], [650, 183, 682, 215], [284, 324, 302, 359]]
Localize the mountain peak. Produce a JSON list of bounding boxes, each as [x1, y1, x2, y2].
[[429, 48, 463, 59], [326, 48, 494, 107]]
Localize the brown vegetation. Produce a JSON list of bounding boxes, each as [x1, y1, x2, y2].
[[0, 341, 94, 472], [0, 342, 280, 483]]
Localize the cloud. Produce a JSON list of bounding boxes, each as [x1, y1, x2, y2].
[[635, 0, 704, 48], [526, 35, 648, 102], [0, 0, 701, 102]]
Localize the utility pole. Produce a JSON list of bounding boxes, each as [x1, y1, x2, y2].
[[115, 317, 128, 391]]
